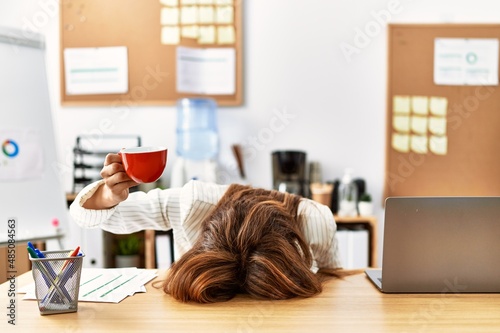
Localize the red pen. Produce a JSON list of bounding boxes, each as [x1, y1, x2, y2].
[[61, 246, 80, 271]]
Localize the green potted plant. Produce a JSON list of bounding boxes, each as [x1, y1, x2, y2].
[[358, 193, 374, 216], [115, 234, 141, 268]]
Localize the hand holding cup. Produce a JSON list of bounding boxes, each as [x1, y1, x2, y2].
[[84, 146, 168, 210]]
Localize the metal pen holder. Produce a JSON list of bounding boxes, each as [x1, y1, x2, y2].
[[29, 250, 85, 315]]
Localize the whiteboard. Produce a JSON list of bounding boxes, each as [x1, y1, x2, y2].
[[0, 26, 68, 245]]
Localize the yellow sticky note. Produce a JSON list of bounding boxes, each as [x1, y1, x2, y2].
[[161, 7, 179, 25], [216, 0, 233, 4], [411, 135, 428, 154], [181, 25, 199, 39], [216, 5, 234, 24], [411, 116, 428, 135], [160, 0, 179, 6], [198, 0, 214, 4], [429, 136, 448, 155], [411, 96, 429, 115], [199, 6, 215, 24], [161, 26, 180, 45], [393, 115, 410, 133], [217, 26, 235, 44], [392, 133, 410, 153], [181, 0, 197, 4], [393, 95, 410, 114], [429, 117, 447, 136], [181, 6, 198, 24], [429, 97, 448, 116], [198, 25, 216, 44]]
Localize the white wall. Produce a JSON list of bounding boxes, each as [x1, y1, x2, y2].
[[2, 0, 500, 263]]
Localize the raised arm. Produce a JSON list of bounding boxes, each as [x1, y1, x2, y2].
[[69, 153, 179, 234], [82, 153, 138, 210]]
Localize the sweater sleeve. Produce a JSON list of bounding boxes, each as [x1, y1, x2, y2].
[[298, 198, 342, 270], [175, 180, 229, 253], [69, 180, 181, 234]]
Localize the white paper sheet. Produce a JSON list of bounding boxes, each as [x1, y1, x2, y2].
[[64, 46, 129, 95], [20, 268, 157, 303], [176, 46, 235, 94], [434, 38, 499, 85]]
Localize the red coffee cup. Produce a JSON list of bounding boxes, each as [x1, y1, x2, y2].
[[119, 146, 168, 183]]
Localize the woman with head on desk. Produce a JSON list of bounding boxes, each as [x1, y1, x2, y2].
[[70, 153, 344, 303]]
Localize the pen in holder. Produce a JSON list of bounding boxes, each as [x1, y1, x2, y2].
[[29, 249, 85, 315]]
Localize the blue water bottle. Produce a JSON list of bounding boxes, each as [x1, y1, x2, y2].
[[176, 98, 219, 160]]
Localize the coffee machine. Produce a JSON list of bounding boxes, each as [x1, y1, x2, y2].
[[272, 150, 308, 197]]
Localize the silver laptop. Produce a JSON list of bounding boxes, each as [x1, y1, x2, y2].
[[365, 196, 500, 293]]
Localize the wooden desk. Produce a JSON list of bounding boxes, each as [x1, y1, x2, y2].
[[2, 270, 500, 332]]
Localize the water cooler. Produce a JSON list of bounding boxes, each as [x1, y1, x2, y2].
[[171, 98, 219, 188]]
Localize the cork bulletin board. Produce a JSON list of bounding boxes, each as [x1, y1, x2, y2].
[[59, 0, 243, 106], [384, 24, 500, 199]]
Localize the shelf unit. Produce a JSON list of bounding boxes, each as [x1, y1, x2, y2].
[[335, 215, 378, 267]]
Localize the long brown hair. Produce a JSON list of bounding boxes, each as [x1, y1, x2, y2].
[[162, 184, 327, 303]]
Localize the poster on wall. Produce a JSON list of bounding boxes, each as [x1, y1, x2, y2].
[[434, 38, 499, 85], [64, 46, 129, 95], [0, 128, 43, 181], [176, 46, 236, 94]]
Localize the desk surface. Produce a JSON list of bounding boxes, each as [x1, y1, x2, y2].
[[2, 270, 500, 332]]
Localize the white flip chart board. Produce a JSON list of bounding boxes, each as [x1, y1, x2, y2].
[[0, 26, 68, 245]]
